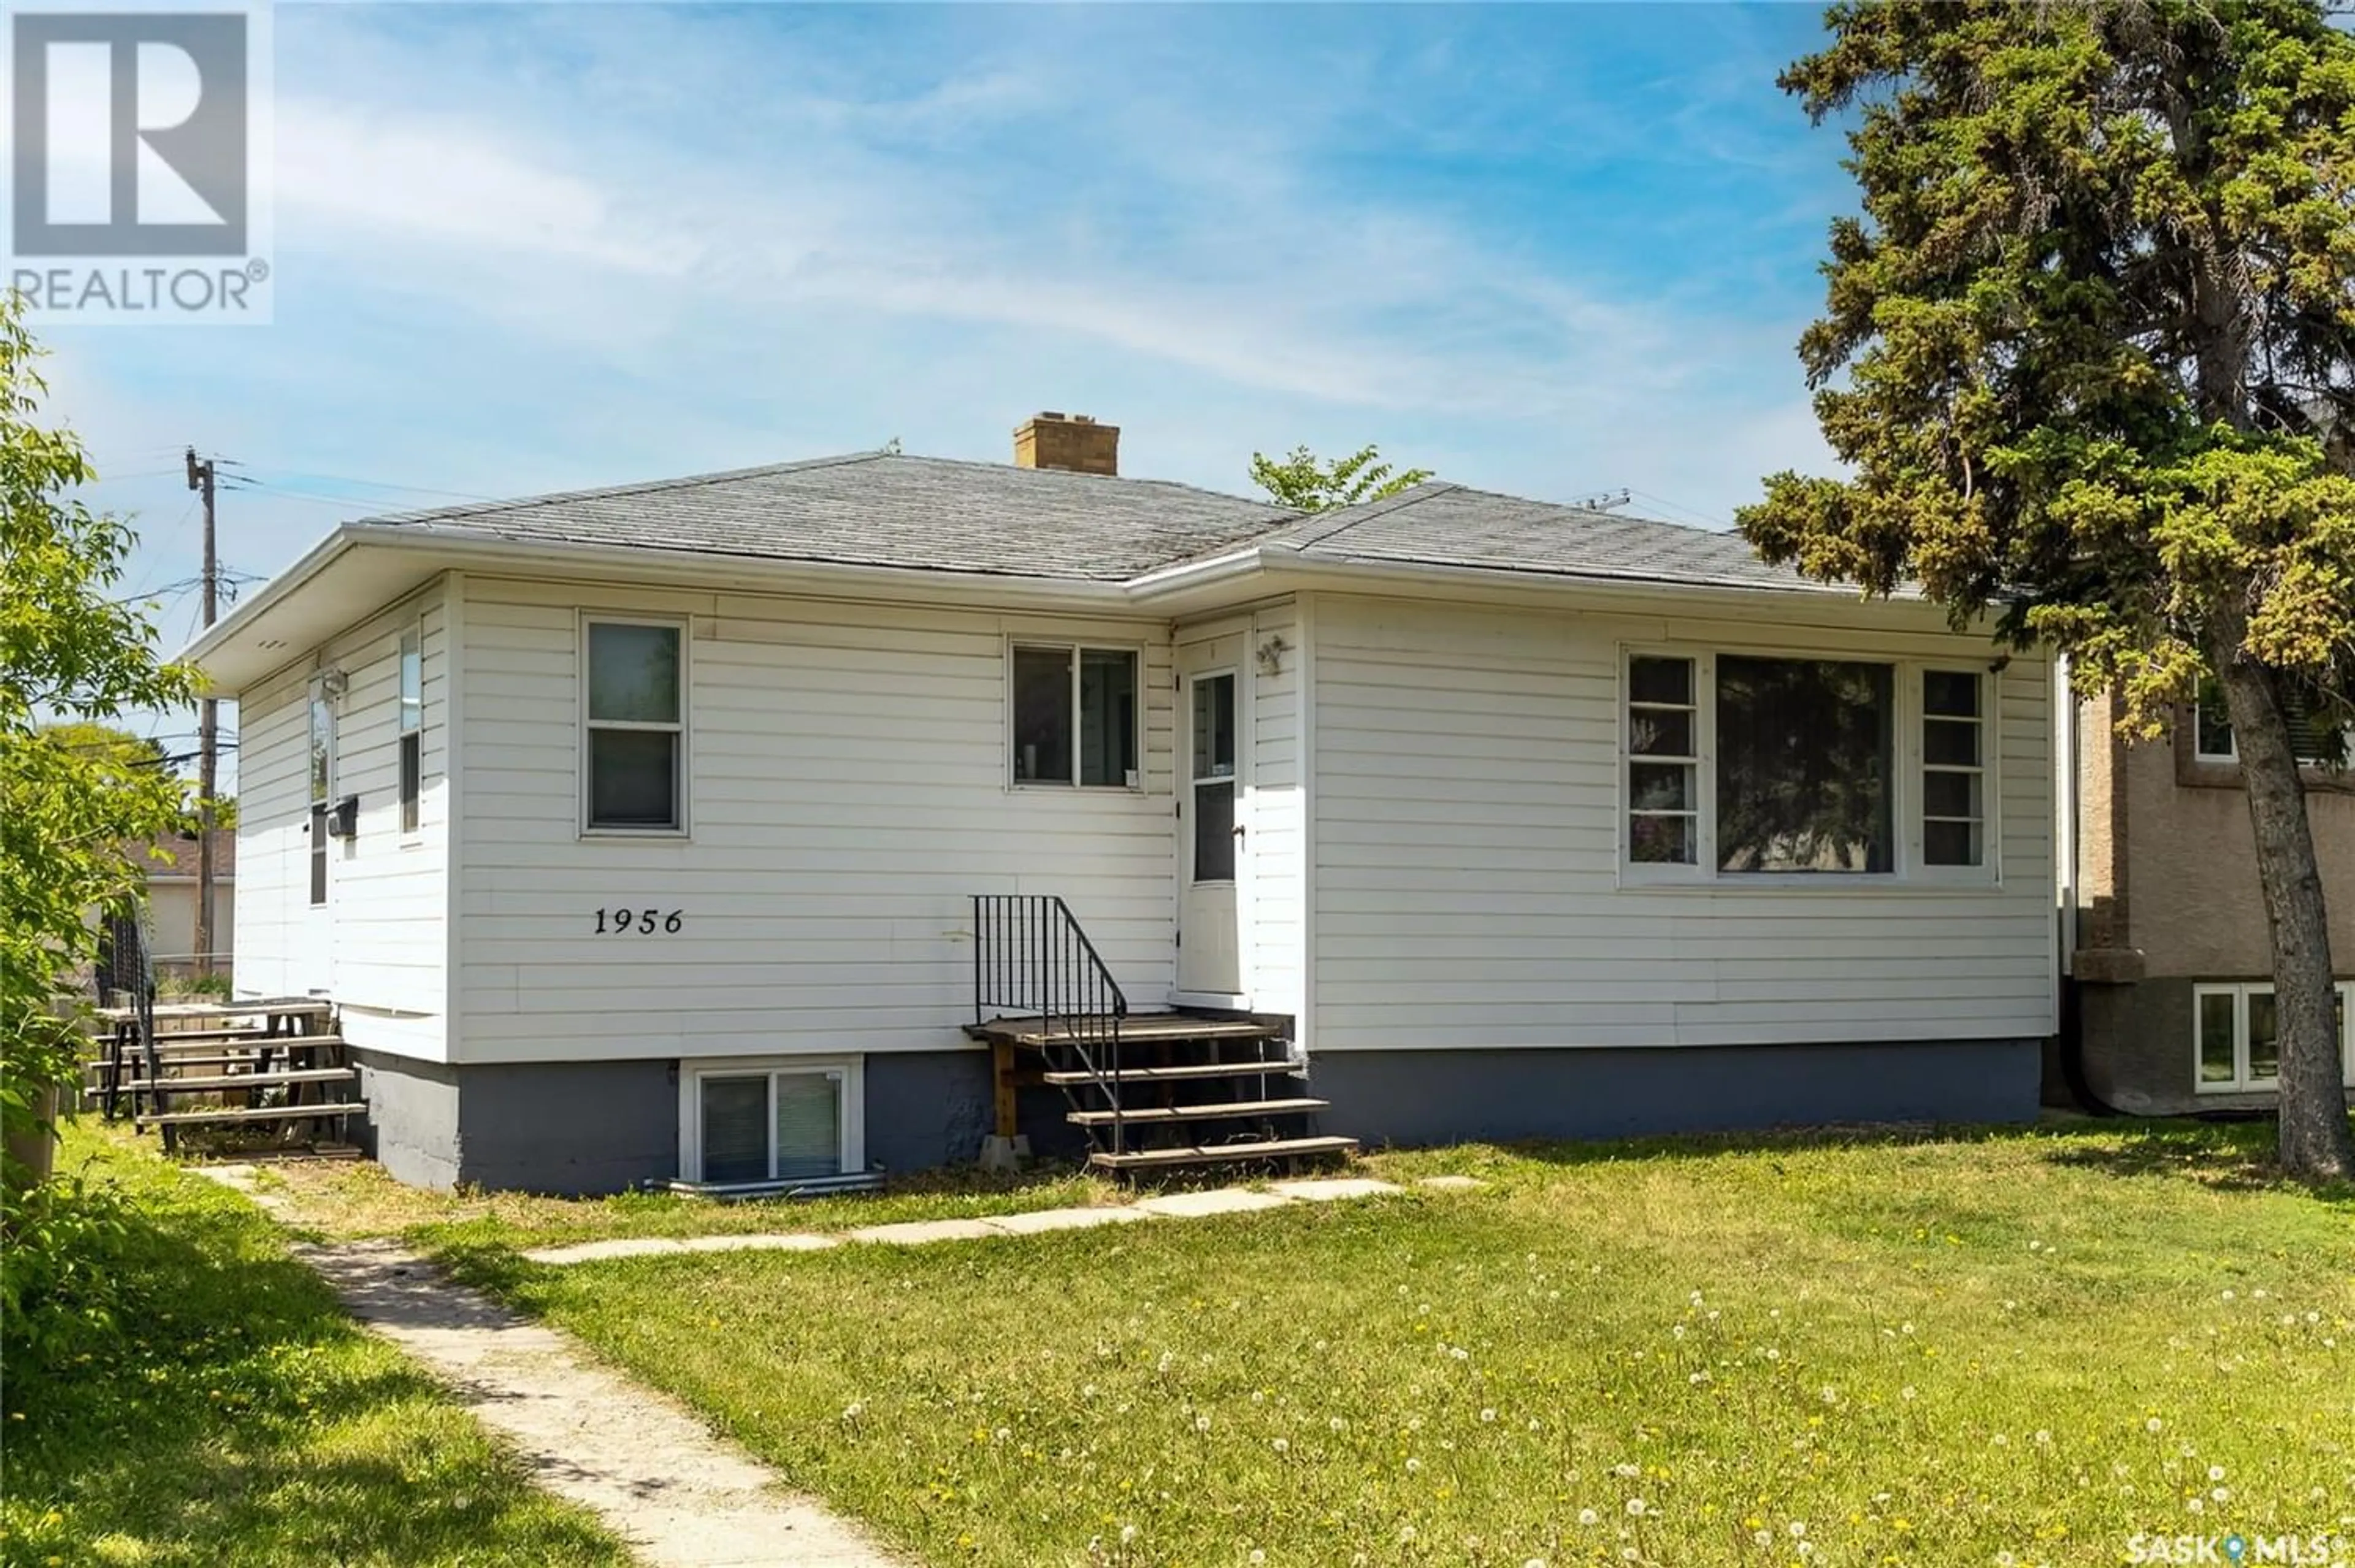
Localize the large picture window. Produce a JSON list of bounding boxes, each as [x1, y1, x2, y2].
[[1011, 643, 1138, 787], [1715, 656, 1893, 874], [584, 618, 684, 832], [1623, 649, 1994, 881], [2195, 981, 2354, 1093]]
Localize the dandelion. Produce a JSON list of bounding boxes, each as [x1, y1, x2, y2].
[[1273, 1439, 1289, 1455], [2035, 1430, 2052, 1446], [1399, 1526, 1418, 1545], [1250, 1552, 1266, 1565], [1577, 1509, 1601, 1526], [1480, 1408, 1498, 1423], [1120, 1524, 1139, 1545], [840, 1402, 864, 1422], [1406, 1458, 1423, 1474], [1625, 1498, 1648, 1517], [1790, 1521, 1807, 1538], [2211, 1488, 2231, 1503], [1901, 1386, 1918, 1401], [2146, 1417, 2165, 1434], [1193, 1414, 1211, 1433], [1614, 1463, 1641, 1479]]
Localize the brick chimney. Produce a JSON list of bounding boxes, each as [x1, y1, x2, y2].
[[1013, 411, 1119, 476]]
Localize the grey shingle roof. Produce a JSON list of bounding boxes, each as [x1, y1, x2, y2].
[[364, 451, 1299, 581], [1263, 483, 1844, 594], [357, 453, 1834, 595]]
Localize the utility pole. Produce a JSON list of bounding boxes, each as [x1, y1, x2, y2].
[[186, 446, 218, 979]]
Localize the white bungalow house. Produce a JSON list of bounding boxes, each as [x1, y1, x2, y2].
[[183, 414, 2056, 1193]]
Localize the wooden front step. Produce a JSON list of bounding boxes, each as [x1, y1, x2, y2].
[[1068, 1096, 1328, 1126], [110, 1067, 359, 1094], [135, 1103, 361, 1129], [970, 1014, 1284, 1049], [1043, 1059, 1299, 1087], [1088, 1134, 1358, 1171]]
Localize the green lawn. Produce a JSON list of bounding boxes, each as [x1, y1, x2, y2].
[[450, 1121, 2355, 1568], [0, 1127, 628, 1568]]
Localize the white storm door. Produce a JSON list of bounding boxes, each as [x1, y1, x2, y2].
[[1178, 648, 1243, 998], [302, 674, 336, 995]]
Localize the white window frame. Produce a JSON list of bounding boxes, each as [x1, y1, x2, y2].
[[2192, 680, 2353, 767], [1618, 645, 2002, 888], [1005, 638, 1144, 791], [397, 625, 423, 839], [580, 613, 689, 838], [307, 672, 335, 906], [2192, 981, 2355, 1094], [677, 1056, 865, 1185], [1912, 666, 1994, 880]]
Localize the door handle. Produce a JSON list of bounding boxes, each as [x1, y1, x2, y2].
[[1233, 824, 1246, 841]]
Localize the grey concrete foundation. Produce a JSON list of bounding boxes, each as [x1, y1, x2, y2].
[[2072, 977, 2276, 1117], [348, 1047, 1076, 1195], [1309, 1038, 2042, 1147]]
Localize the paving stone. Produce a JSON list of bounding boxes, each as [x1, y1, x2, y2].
[[1269, 1177, 1403, 1203], [1132, 1187, 1295, 1219], [520, 1237, 689, 1265], [1415, 1175, 1490, 1191], [981, 1206, 1149, 1236], [846, 1217, 1006, 1245], [676, 1232, 840, 1255]]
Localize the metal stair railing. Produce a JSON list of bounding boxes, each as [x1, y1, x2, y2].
[[971, 894, 1131, 1158]]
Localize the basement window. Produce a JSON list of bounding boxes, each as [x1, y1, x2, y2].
[[680, 1058, 865, 1186], [2194, 981, 2355, 1093], [1010, 643, 1139, 788], [583, 618, 686, 832]]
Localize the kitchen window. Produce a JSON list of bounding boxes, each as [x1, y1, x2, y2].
[[1011, 643, 1139, 788]]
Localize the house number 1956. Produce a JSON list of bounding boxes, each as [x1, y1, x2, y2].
[[596, 909, 683, 935]]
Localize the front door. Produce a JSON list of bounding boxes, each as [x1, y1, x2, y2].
[[302, 674, 336, 996], [1178, 638, 1244, 998]]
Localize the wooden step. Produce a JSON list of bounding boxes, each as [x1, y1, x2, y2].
[[1043, 1059, 1298, 1087], [112, 1067, 359, 1094], [1088, 1134, 1358, 1171], [135, 1103, 361, 1129], [139, 1033, 345, 1052], [88, 1049, 342, 1079], [971, 1015, 1284, 1049], [1068, 1097, 1329, 1126]]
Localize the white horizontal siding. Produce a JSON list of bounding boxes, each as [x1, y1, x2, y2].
[[228, 581, 453, 1061], [1309, 593, 2056, 1052], [454, 579, 1178, 1064], [1243, 600, 1304, 1016], [230, 668, 305, 1001]]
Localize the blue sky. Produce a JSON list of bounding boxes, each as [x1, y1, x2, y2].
[[51, 2, 1856, 770]]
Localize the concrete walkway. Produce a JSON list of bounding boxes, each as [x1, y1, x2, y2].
[[199, 1165, 1483, 1567], [519, 1174, 1452, 1266], [301, 1237, 904, 1568]]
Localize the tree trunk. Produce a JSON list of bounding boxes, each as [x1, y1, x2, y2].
[[2207, 616, 2354, 1180]]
